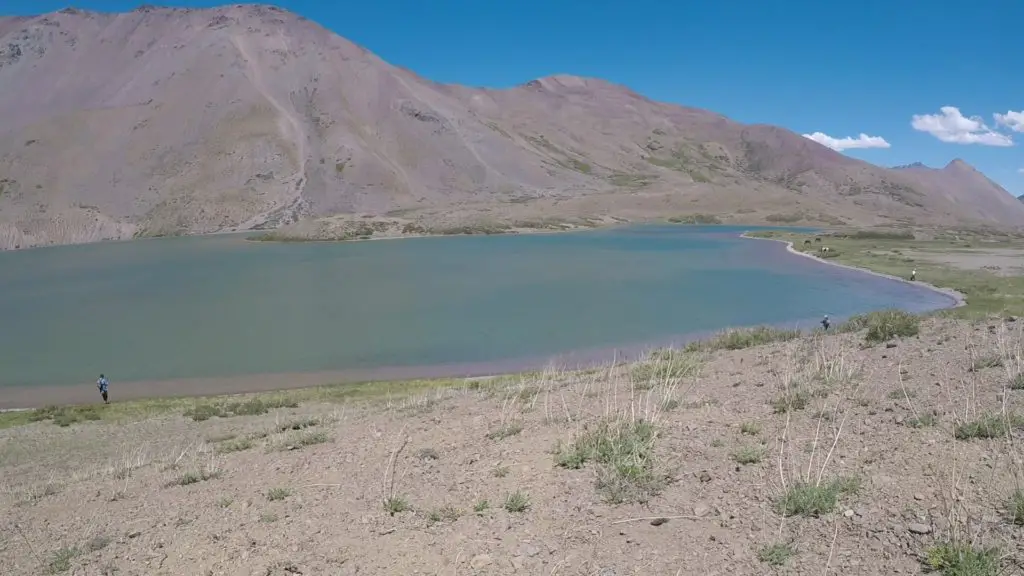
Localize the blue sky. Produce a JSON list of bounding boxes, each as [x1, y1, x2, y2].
[[4, 0, 1022, 195]]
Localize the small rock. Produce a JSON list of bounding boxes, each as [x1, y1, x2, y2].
[[908, 523, 931, 535], [693, 505, 711, 517], [698, 470, 712, 483], [913, 493, 925, 501], [844, 509, 855, 518], [886, 342, 897, 349], [470, 554, 493, 570], [650, 517, 668, 526], [521, 545, 540, 558]]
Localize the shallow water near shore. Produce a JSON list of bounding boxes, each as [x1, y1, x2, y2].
[[0, 225, 953, 395]]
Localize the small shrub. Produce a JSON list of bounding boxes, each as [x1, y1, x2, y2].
[[85, 535, 111, 552], [758, 542, 795, 567], [776, 477, 860, 517], [277, 417, 318, 432], [888, 389, 916, 400], [47, 547, 80, 574], [924, 543, 999, 575], [266, 487, 291, 501], [684, 326, 801, 352], [907, 414, 938, 428], [384, 495, 411, 515], [216, 437, 255, 454], [217, 496, 234, 508], [554, 418, 663, 504], [954, 413, 1023, 440], [740, 422, 762, 435], [277, 430, 329, 450], [486, 424, 524, 440], [1008, 490, 1024, 526], [259, 512, 279, 523], [184, 397, 299, 421], [473, 500, 490, 513], [969, 355, 1004, 372], [771, 388, 810, 413], [168, 469, 221, 487], [1011, 374, 1024, 390], [631, 349, 702, 386], [492, 466, 510, 478], [31, 405, 103, 427], [503, 491, 530, 513], [861, 309, 919, 343], [661, 398, 681, 411], [426, 505, 461, 524], [732, 446, 765, 465]]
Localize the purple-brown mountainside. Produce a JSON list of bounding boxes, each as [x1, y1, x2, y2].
[[1, 5, 1022, 249]]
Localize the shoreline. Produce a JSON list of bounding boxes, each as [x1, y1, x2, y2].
[[740, 232, 967, 310]]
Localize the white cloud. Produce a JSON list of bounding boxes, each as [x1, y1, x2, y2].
[[995, 110, 1024, 133], [910, 106, 1013, 146], [802, 131, 891, 151]]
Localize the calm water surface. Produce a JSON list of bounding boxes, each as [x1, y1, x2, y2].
[[0, 225, 953, 388]]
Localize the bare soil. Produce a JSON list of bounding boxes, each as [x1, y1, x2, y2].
[[904, 248, 1024, 277], [3, 317, 1024, 575]]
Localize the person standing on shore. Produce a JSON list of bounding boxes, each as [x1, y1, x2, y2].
[[821, 315, 830, 331], [96, 374, 109, 404], [911, 269, 917, 281]]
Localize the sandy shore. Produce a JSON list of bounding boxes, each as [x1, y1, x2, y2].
[[741, 233, 967, 309]]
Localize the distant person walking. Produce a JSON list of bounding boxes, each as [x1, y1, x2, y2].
[[910, 269, 917, 281], [96, 374, 109, 404], [821, 315, 830, 331]]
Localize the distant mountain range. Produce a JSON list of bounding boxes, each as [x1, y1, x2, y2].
[[1, 4, 1023, 249]]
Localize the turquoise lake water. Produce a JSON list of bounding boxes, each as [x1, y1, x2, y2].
[[0, 225, 953, 389]]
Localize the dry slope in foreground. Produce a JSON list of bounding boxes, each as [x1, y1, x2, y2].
[[1, 5, 1023, 249], [3, 316, 1024, 575]]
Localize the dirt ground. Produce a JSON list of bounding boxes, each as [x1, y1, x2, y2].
[[2, 317, 1024, 575]]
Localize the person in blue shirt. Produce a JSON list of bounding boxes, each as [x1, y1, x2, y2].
[[96, 374, 109, 404]]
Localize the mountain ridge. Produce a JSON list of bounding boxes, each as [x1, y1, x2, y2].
[[0, 3, 1021, 249]]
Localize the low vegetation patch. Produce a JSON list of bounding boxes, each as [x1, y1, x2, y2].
[[473, 500, 489, 514], [275, 430, 330, 450], [486, 424, 524, 440], [631, 349, 702, 386], [968, 354, 1004, 371], [384, 495, 411, 515], [426, 505, 462, 524], [849, 309, 921, 343], [29, 405, 103, 427], [731, 446, 765, 465], [684, 326, 801, 352], [740, 421, 762, 435], [277, 417, 319, 432], [757, 542, 795, 567], [503, 490, 531, 513], [1008, 490, 1024, 526], [184, 397, 300, 421], [1012, 373, 1024, 390], [667, 213, 722, 225], [167, 469, 221, 487], [770, 388, 810, 413], [215, 436, 256, 454], [555, 418, 663, 504], [47, 546, 80, 574], [266, 487, 291, 501], [954, 413, 1024, 440], [924, 542, 1000, 576], [776, 477, 860, 517], [907, 413, 938, 428]]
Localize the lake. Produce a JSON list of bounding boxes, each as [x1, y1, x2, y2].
[[0, 225, 953, 398]]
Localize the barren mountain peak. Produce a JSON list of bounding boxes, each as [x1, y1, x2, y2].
[[0, 2, 1022, 250]]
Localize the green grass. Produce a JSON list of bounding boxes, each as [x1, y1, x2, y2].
[[503, 490, 531, 513], [384, 495, 411, 515], [954, 413, 1024, 440], [630, 349, 702, 385], [167, 469, 221, 487], [215, 436, 256, 454], [747, 231, 1024, 318], [275, 430, 330, 451], [47, 547, 80, 574], [776, 477, 860, 517], [266, 487, 291, 501], [740, 421, 762, 435], [907, 413, 939, 428], [731, 446, 765, 465], [473, 500, 490, 514], [486, 424, 524, 440], [924, 543, 1000, 575], [554, 418, 663, 504], [1008, 489, 1024, 525], [684, 325, 802, 352], [1012, 373, 1024, 390], [770, 388, 810, 413], [855, 309, 921, 343], [968, 354, 1004, 371], [757, 542, 795, 567], [0, 377, 488, 431], [667, 214, 723, 225], [426, 505, 462, 524]]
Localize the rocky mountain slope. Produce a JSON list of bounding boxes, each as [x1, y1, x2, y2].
[[1, 5, 1022, 249]]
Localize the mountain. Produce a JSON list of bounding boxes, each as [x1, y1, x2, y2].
[[1, 5, 1023, 249]]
